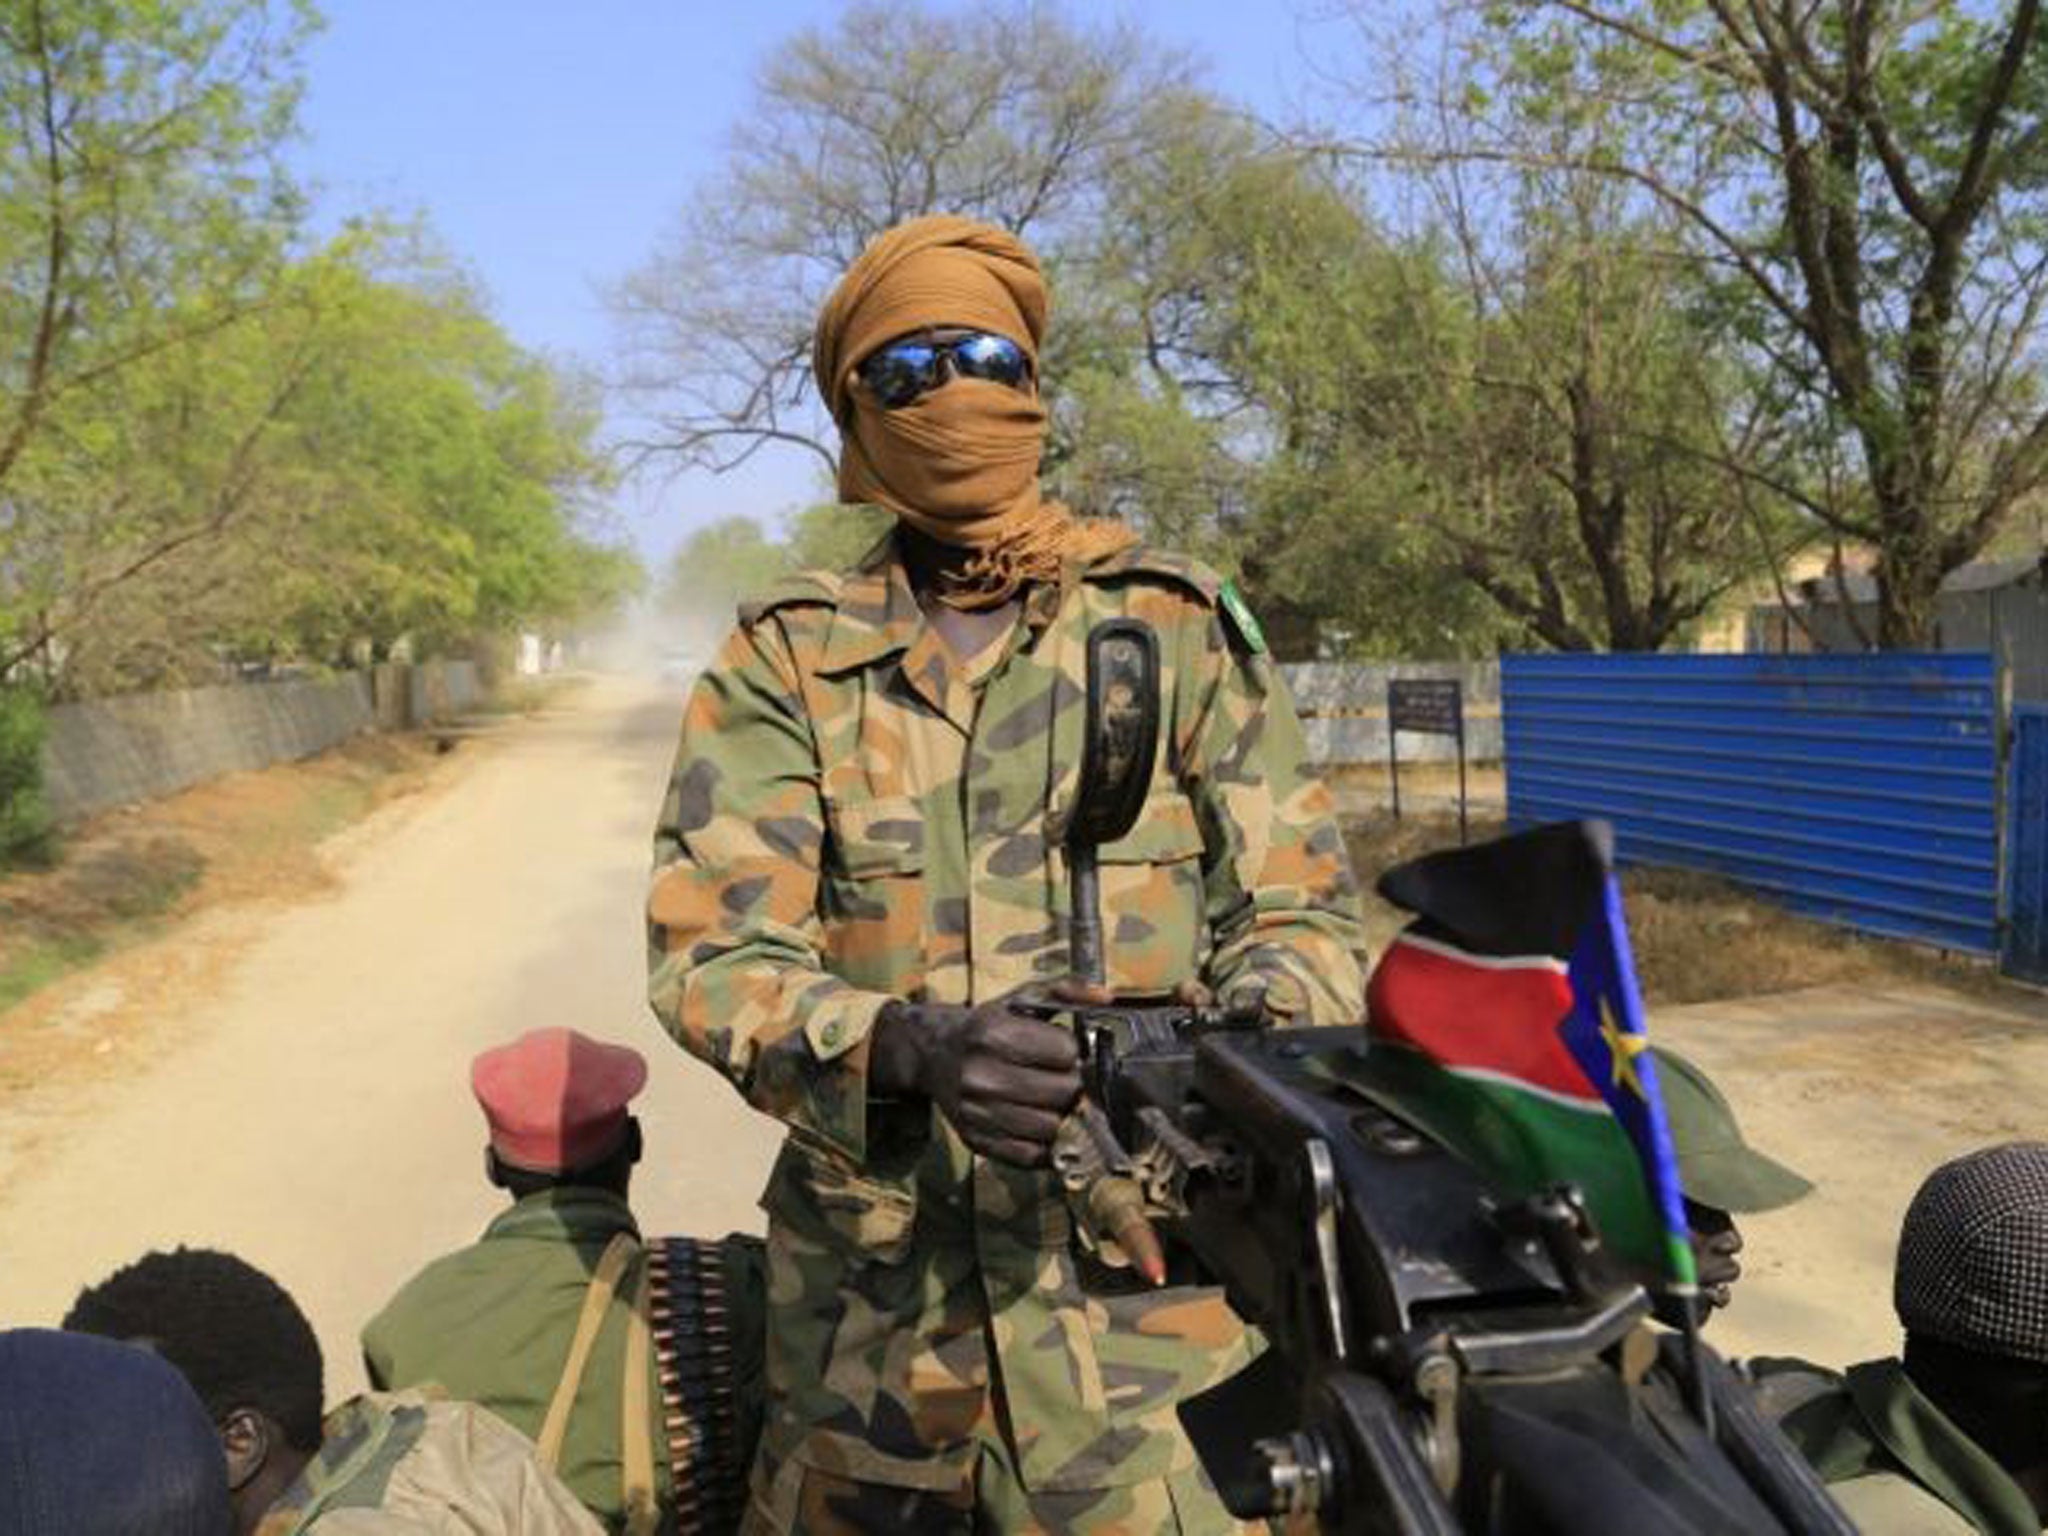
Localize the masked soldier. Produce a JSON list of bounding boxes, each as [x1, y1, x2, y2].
[[647, 214, 1367, 1533]]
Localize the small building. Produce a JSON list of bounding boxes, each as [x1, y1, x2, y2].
[[1746, 552, 2048, 700]]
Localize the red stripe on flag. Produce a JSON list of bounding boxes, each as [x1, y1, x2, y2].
[[1366, 934, 1599, 1103]]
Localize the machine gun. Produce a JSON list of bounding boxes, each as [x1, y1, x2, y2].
[[1034, 619, 1853, 1535]]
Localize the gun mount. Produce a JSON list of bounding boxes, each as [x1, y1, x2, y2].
[[1040, 620, 1853, 1535]]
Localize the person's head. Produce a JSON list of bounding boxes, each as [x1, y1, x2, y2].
[[472, 1027, 647, 1201], [63, 1248, 323, 1534], [0, 1327, 232, 1535], [1893, 1141, 2048, 1514], [1654, 1047, 1813, 1318], [811, 214, 1131, 607]]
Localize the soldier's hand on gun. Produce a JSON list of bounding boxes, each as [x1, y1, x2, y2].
[[871, 991, 1081, 1167]]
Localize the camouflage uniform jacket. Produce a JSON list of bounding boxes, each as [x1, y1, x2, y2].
[[250, 1390, 601, 1534], [647, 531, 1367, 1495]]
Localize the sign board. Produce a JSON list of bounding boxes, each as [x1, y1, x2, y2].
[[1387, 678, 1469, 843], [1388, 679, 1464, 736]]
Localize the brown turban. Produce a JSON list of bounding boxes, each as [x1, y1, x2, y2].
[[813, 214, 1133, 608]]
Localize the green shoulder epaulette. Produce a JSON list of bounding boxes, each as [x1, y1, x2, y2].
[[1218, 579, 1268, 655], [737, 569, 842, 629]]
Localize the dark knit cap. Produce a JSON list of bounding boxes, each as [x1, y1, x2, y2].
[[0, 1328, 231, 1534], [1895, 1142, 2048, 1363]]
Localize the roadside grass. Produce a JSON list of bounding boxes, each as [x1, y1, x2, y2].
[[0, 839, 206, 1014], [1345, 810, 2007, 1008], [0, 733, 440, 1022]]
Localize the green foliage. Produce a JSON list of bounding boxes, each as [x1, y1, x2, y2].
[[784, 503, 893, 572], [1458, 0, 2048, 643], [8, 228, 637, 694], [662, 516, 794, 625], [659, 506, 892, 649], [0, 7, 636, 697], [1046, 90, 1778, 655], [0, 0, 315, 496], [0, 686, 52, 867]]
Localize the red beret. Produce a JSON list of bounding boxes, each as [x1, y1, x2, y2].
[[471, 1028, 648, 1174]]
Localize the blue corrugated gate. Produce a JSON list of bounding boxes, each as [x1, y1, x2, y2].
[[2006, 706, 2048, 983], [1501, 653, 2001, 955]]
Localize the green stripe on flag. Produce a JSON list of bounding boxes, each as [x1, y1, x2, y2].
[[1316, 1044, 1673, 1276]]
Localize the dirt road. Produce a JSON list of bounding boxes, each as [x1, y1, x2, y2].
[[0, 675, 781, 1392], [1659, 981, 2048, 1369]]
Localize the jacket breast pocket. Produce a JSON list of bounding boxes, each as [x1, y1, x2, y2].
[[820, 795, 927, 992], [1094, 791, 1207, 995]]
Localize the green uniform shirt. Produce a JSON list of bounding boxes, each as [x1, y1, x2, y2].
[[1757, 1356, 2042, 1535], [363, 1190, 764, 1533], [647, 533, 1368, 1496]]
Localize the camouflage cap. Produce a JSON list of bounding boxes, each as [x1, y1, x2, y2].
[[1653, 1047, 1813, 1215], [1895, 1142, 2048, 1364]]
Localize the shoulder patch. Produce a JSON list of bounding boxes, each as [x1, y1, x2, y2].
[[737, 569, 841, 629], [1219, 580, 1269, 655]]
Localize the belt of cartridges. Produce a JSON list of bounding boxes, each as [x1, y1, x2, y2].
[[647, 1236, 745, 1533]]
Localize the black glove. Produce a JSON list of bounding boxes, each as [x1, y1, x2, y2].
[[871, 990, 1081, 1167]]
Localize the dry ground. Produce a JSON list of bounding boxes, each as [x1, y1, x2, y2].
[[0, 734, 454, 1093], [1658, 983, 2048, 1368], [1343, 809, 2007, 1007]]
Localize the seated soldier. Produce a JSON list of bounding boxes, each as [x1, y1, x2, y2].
[[361, 1027, 764, 1535], [1653, 1046, 1813, 1319], [0, 1327, 231, 1535], [63, 1247, 599, 1535], [1753, 1142, 2048, 1535]]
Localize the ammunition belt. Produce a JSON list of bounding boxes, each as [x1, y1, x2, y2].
[[648, 1236, 745, 1533]]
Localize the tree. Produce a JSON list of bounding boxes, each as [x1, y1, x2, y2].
[[1340, 148, 1803, 651], [1, 257, 340, 689], [658, 516, 796, 646], [1052, 98, 1498, 656], [608, 1, 1191, 481], [1417, 0, 2048, 645], [0, 0, 314, 683], [9, 237, 632, 695], [1057, 93, 1776, 654], [783, 502, 892, 571], [0, 0, 312, 498], [227, 247, 630, 666]]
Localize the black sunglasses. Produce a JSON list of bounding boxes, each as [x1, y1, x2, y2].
[[854, 331, 1032, 410]]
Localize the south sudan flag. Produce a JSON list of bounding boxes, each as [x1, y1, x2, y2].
[[1361, 820, 1697, 1293]]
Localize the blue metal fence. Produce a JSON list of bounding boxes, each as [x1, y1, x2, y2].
[[2005, 706, 2048, 983], [1501, 653, 2002, 955]]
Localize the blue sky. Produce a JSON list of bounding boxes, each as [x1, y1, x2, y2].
[[292, 2, 1349, 572]]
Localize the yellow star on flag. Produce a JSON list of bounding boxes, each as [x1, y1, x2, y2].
[[1599, 1004, 1649, 1101]]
